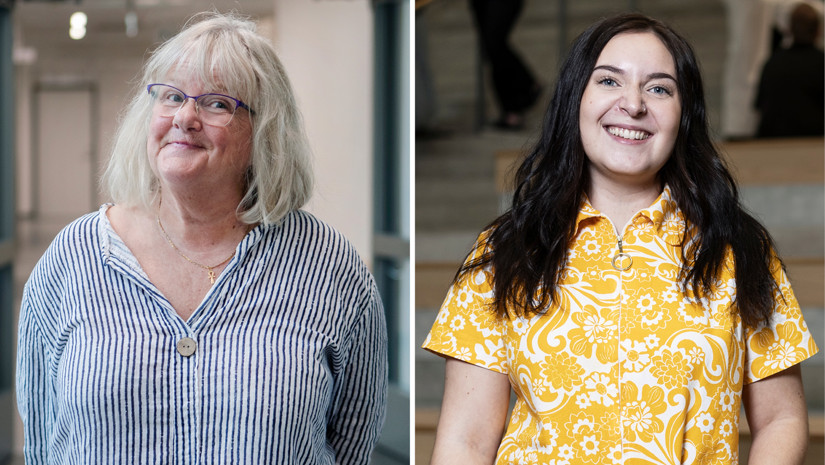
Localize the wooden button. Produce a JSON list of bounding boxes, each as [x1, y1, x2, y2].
[[176, 337, 197, 357]]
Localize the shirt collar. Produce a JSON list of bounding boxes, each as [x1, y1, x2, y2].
[[575, 184, 686, 238], [99, 203, 269, 270]]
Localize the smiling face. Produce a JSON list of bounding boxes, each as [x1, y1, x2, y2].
[[579, 31, 681, 194], [146, 69, 253, 198]]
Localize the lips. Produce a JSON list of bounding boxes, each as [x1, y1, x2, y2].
[[606, 126, 651, 141], [166, 140, 204, 149]]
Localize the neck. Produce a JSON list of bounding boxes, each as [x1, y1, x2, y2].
[[157, 186, 248, 249], [587, 179, 662, 233]]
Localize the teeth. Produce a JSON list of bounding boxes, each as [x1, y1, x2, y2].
[[607, 126, 650, 140]]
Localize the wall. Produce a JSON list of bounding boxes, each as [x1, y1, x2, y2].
[[269, 0, 375, 263]]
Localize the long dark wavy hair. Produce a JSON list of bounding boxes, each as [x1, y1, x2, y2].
[[458, 13, 781, 329]]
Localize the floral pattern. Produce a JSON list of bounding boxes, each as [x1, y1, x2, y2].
[[423, 186, 818, 464]]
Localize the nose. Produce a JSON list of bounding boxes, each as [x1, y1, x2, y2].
[[619, 88, 647, 117], [172, 98, 202, 129]]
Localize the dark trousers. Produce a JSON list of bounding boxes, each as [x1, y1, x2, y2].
[[470, 0, 538, 113]]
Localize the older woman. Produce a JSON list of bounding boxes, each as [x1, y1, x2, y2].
[[425, 13, 817, 464], [17, 13, 386, 464]]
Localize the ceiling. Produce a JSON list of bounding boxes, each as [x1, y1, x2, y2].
[[13, 0, 276, 56]]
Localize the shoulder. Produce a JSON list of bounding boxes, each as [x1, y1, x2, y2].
[[41, 208, 105, 263], [23, 209, 105, 311], [261, 209, 376, 286], [761, 50, 791, 69], [270, 210, 362, 260], [262, 210, 383, 328], [766, 47, 823, 67], [278, 209, 349, 239]]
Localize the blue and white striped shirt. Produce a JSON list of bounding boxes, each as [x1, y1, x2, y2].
[[17, 206, 387, 464]]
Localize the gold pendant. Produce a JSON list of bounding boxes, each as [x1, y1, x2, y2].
[[207, 269, 216, 284]]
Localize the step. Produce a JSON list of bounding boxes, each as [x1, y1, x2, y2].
[[415, 262, 458, 310]]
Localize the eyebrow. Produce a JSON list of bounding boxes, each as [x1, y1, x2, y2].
[[593, 64, 677, 83]]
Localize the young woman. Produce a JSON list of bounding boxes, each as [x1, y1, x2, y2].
[[425, 13, 817, 464]]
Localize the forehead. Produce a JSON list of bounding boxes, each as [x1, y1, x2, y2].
[[596, 32, 676, 74], [159, 63, 231, 94]]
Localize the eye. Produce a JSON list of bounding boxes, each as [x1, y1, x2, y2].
[[596, 76, 618, 87], [201, 95, 234, 112], [161, 89, 184, 104], [649, 85, 673, 96]]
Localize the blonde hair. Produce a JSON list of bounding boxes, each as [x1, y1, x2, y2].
[[102, 12, 313, 225]]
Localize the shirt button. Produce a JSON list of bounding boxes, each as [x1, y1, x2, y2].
[[176, 337, 197, 357]]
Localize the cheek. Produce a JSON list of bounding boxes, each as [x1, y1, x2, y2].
[[579, 91, 607, 128], [662, 108, 682, 142], [666, 100, 682, 129], [578, 102, 602, 143], [218, 134, 253, 175], [147, 116, 169, 144], [230, 126, 254, 167], [238, 143, 253, 171]]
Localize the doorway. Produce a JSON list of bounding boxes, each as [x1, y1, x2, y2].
[[32, 84, 98, 222]]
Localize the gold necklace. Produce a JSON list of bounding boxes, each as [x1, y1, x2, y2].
[[156, 215, 236, 284]]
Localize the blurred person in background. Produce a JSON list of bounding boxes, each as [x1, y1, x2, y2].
[[469, 0, 542, 130], [755, 1, 824, 137]]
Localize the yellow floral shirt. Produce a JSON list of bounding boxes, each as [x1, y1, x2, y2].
[[423, 186, 818, 464]]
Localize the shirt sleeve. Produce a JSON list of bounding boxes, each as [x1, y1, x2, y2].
[[16, 297, 52, 465], [422, 237, 508, 374], [744, 260, 819, 383], [327, 284, 388, 464]]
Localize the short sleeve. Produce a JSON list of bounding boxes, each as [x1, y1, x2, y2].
[[744, 260, 819, 383], [422, 237, 508, 373]]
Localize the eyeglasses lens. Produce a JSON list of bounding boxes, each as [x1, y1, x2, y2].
[[148, 84, 239, 126]]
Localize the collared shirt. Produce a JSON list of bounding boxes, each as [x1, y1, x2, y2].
[[17, 206, 387, 464], [424, 186, 818, 464]]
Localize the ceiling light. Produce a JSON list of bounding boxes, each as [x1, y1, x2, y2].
[[69, 11, 87, 40]]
